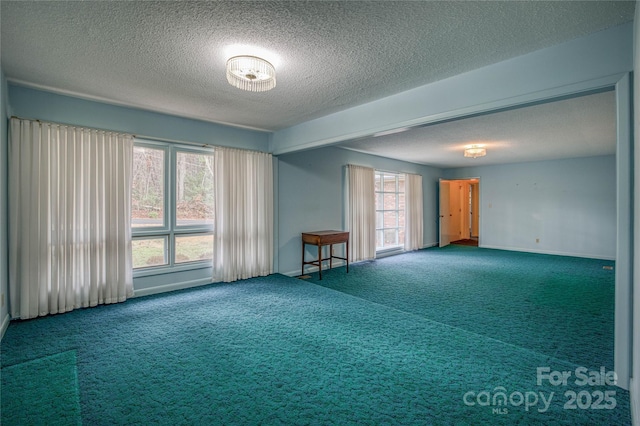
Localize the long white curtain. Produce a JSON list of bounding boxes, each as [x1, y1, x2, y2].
[[347, 164, 376, 262], [404, 173, 424, 251], [9, 118, 134, 319], [213, 147, 273, 282]]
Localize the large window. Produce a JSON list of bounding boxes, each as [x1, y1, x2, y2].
[[132, 141, 214, 272], [375, 171, 405, 251]]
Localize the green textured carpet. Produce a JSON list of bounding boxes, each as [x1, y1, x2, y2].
[[1, 270, 630, 424], [310, 245, 616, 370], [1, 350, 82, 426]]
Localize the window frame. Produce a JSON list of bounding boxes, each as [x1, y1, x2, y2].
[[132, 139, 215, 277], [375, 170, 406, 254]]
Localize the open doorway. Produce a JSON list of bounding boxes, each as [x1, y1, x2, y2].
[[439, 178, 480, 247]]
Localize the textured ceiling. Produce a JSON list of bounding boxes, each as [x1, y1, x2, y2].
[[339, 90, 617, 168], [0, 1, 635, 132]]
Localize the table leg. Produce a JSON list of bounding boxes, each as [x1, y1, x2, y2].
[[329, 244, 333, 269], [346, 239, 349, 273], [301, 242, 305, 276], [318, 244, 323, 280]]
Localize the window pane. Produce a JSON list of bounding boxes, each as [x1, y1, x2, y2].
[[383, 193, 397, 210], [132, 146, 164, 227], [375, 193, 383, 210], [175, 234, 214, 264], [176, 152, 214, 227], [132, 237, 167, 268], [376, 212, 383, 229], [376, 230, 383, 248], [383, 211, 397, 228], [383, 175, 396, 191], [375, 170, 405, 251], [383, 229, 397, 246]]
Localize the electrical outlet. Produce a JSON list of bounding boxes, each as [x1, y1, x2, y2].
[[536, 238, 540, 243]]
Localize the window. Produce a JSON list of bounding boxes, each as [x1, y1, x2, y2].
[[375, 171, 405, 251], [132, 140, 214, 273]]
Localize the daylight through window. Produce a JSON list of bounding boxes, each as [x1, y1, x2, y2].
[[132, 141, 214, 271], [375, 171, 405, 251]]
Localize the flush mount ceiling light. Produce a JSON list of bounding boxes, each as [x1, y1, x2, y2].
[[226, 55, 276, 92], [464, 145, 487, 158]]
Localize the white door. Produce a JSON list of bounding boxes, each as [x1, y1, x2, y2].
[[439, 180, 451, 247]]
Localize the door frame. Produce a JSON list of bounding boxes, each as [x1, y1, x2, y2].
[[439, 177, 480, 247]]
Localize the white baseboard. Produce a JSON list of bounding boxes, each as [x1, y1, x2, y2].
[[478, 244, 615, 261], [284, 241, 607, 277], [0, 313, 10, 342], [631, 377, 640, 426], [281, 267, 304, 278], [133, 278, 214, 298]]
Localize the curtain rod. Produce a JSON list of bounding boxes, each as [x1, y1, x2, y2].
[[134, 134, 274, 156], [133, 133, 211, 148], [346, 164, 421, 177], [11, 115, 211, 147], [11, 116, 270, 154], [10, 116, 211, 148], [10, 115, 134, 136]]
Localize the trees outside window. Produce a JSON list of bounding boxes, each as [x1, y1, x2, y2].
[[131, 141, 214, 270]]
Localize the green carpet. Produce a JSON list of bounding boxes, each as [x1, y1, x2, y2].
[[1, 350, 82, 426], [0, 266, 630, 424], [310, 245, 616, 370]]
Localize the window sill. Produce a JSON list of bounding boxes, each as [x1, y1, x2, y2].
[[376, 247, 405, 258], [133, 261, 212, 278]]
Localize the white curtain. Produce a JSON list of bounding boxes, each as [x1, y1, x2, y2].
[[404, 173, 424, 251], [213, 147, 273, 282], [9, 118, 134, 319], [347, 164, 376, 262]]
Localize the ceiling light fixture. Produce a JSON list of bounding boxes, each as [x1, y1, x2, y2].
[[226, 55, 276, 92], [464, 145, 487, 158]]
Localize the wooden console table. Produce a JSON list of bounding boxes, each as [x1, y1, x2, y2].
[[301, 230, 349, 280]]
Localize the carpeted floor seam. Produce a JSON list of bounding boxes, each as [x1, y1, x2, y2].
[[304, 278, 588, 371]]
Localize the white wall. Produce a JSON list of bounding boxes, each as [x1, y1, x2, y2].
[[444, 156, 616, 260], [277, 146, 441, 276]]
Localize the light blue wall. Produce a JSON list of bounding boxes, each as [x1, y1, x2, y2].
[[444, 156, 617, 260], [0, 71, 9, 334], [9, 85, 269, 151], [277, 146, 441, 276], [631, 3, 640, 415], [7, 84, 272, 296], [2, 22, 632, 308]]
